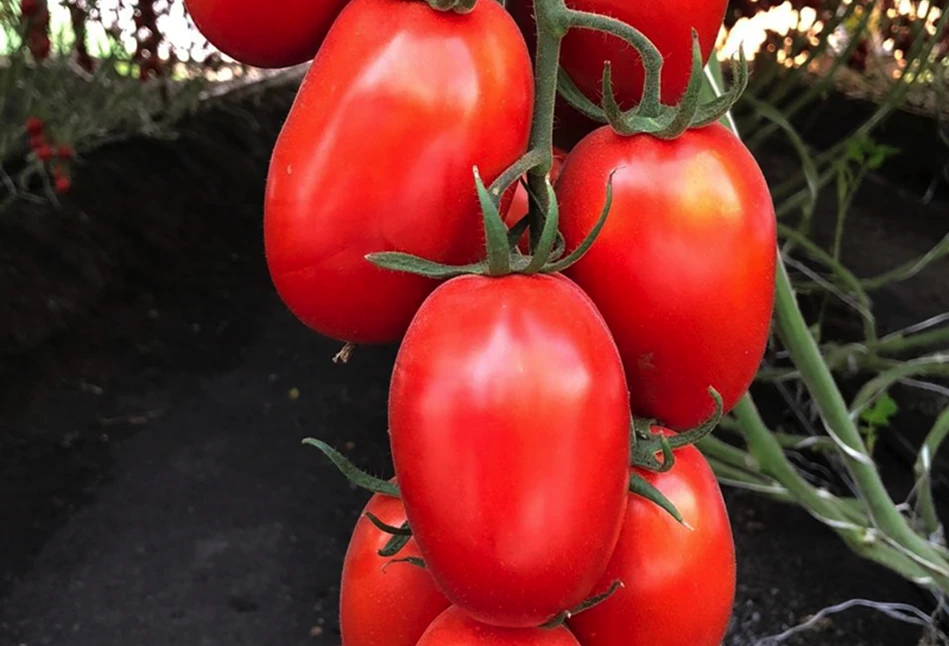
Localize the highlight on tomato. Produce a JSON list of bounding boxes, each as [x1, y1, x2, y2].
[[339, 491, 449, 646], [417, 606, 583, 646], [569, 429, 736, 646], [184, 0, 349, 68], [388, 273, 631, 628], [264, 0, 533, 344], [557, 123, 776, 429]]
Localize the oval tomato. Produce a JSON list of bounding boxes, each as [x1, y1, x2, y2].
[[184, 0, 348, 68], [569, 431, 736, 646], [389, 274, 630, 628], [265, 0, 533, 344], [556, 124, 776, 430], [418, 607, 582, 645], [340, 492, 450, 646], [508, 0, 727, 107]]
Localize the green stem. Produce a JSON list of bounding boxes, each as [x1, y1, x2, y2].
[[526, 0, 567, 252], [915, 408, 949, 539]]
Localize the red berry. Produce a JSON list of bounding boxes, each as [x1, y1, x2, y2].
[[25, 116, 44, 136], [57, 145, 74, 160], [35, 143, 52, 162], [54, 175, 72, 194], [29, 33, 51, 59]]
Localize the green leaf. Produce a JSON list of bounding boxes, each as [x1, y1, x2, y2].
[[302, 438, 400, 498], [860, 393, 900, 427]]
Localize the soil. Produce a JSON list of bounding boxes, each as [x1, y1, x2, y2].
[[0, 79, 947, 646]]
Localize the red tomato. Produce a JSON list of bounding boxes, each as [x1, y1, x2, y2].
[[389, 274, 630, 628], [508, 0, 727, 107], [265, 0, 533, 343], [418, 607, 582, 645], [569, 431, 736, 646], [557, 124, 776, 429], [340, 492, 450, 646], [184, 0, 348, 68]]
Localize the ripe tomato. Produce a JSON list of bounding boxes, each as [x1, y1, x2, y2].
[[184, 0, 348, 68], [418, 607, 582, 645], [508, 0, 727, 107], [340, 491, 450, 646], [389, 274, 630, 628], [557, 124, 776, 429], [265, 0, 533, 344], [569, 431, 736, 646]]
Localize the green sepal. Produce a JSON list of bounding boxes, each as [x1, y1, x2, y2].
[[385, 556, 427, 570], [423, 0, 476, 12], [365, 512, 413, 536], [629, 472, 686, 525], [475, 166, 513, 277], [367, 252, 487, 279], [540, 580, 624, 629], [302, 438, 400, 498], [557, 68, 608, 122], [693, 49, 749, 128], [544, 170, 616, 273], [629, 388, 725, 472], [524, 178, 560, 273], [378, 528, 412, 558], [650, 31, 705, 140]]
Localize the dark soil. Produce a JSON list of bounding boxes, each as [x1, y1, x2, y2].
[[0, 80, 946, 646]]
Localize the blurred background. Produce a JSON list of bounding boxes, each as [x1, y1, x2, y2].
[[0, 1, 947, 645]]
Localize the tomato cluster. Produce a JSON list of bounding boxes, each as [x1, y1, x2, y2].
[[188, 0, 775, 643], [20, 0, 50, 61]]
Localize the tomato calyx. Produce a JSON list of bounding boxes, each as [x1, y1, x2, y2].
[[558, 32, 748, 140], [624, 388, 724, 523], [631, 388, 725, 472], [417, 0, 476, 13], [302, 438, 400, 497], [539, 580, 624, 630], [368, 166, 615, 279]]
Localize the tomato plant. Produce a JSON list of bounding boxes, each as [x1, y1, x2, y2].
[[388, 273, 630, 628], [340, 491, 450, 646], [569, 429, 736, 646], [557, 123, 776, 429], [265, 0, 533, 343], [508, 0, 727, 107], [184, 0, 350, 68], [417, 606, 582, 645]]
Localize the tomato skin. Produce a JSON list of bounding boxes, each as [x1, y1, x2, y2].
[[508, 0, 726, 107], [389, 274, 630, 628], [418, 607, 582, 645], [184, 0, 348, 68], [556, 124, 776, 430], [339, 492, 450, 646], [265, 0, 533, 344], [568, 432, 736, 646]]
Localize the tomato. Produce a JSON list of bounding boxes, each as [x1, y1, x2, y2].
[[556, 124, 776, 429], [568, 430, 736, 646], [508, 0, 727, 107], [340, 491, 450, 646], [503, 147, 568, 230], [265, 0, 533, 343], [389, 274, 630, 628], [418, 607, 582, 645], [184, 0, 348, 68]]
